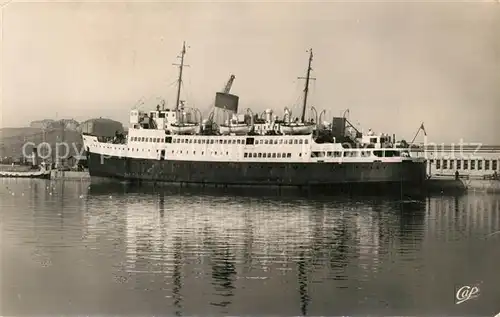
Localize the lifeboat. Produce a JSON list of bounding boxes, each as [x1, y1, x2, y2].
[[170, 123, 199, 135], [280, 122, 315, 135], [219, 123, 251, 135]]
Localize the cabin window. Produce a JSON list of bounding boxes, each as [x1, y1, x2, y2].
[[299, 139, 303, 144], [272, 153, 276, 158], [457, 160, 461, 169], [253, 153, 257, 158], [361, 151, 371, 157], [478, 160, 483, 170], [265, 140, 269, 144], [274, 140, 278, 144], [443, 160, 448, 169], [232, 140, 236, 144], [279, 140, 283, 144], [294, 140, 298, 144], [263, 153, 267, 158], [245, 137, 255, 145], [373, 150, 383, 157], [311, 151, 325, 158], [283, 140, 288, 144], [370, 137, 377, 143], [287, 153, 291, 158], [210, 140, 214, 144], [485, 160, 490, 170], [493, 160, 498, 171], [305, 139, 308, 144], [327, 151, 333, 157], [277, 153, 281, 158], [464, 160, 469, 170], [173, 139, 177, 143], [244, 153, 248, 158], [436, 160, 441, 169], [258, 153, 262, 158], [223, 140, 227, 144], [471, 160, 476, 170], [385, 150, 400, 157], [282, 153, 286, 158], [159, 112, 165, 118], [344, 151, 358, 157], [267, 153, 271, 158], [449, 160, 454, 170], [165, 137, 172, 144]]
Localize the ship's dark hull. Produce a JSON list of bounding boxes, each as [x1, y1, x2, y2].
[[87, 152, 426, 194]]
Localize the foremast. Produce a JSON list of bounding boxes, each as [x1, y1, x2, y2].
[[173, 41, 188, 112], [298, 49, 315, 123]]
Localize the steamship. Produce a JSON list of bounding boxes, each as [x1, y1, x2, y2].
[[82, 43, 427, 191]]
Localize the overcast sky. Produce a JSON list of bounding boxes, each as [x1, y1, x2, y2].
[[1, 1, 499, 143]]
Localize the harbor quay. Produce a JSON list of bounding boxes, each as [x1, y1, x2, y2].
[[409, 139, 500, 179]]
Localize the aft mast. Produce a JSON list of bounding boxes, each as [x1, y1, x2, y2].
[[298, 49, 315, 123]]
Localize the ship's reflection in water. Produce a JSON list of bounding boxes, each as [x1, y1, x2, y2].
[[1, 180, 499, 316]]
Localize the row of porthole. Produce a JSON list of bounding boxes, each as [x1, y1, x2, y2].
[[244, 152, 293, 159], [130, 136, 310, 145]]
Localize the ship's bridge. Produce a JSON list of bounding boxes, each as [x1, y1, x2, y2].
[[129, 107, 179, 130], [359, 129, 394, 148]]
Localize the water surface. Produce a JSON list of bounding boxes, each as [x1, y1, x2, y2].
[[1, 179, 499, 316]]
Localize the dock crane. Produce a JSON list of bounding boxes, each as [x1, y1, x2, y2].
[[222, 74, 235, 94], [207, 74, 236, 124]]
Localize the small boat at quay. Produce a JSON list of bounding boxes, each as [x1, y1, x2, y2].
[[0, 165, 51, 179]]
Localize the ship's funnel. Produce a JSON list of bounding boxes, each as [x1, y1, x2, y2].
[[215, 92, 239, 113]]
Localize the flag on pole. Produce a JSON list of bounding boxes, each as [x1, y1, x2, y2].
[[420, 122, 427, 136]]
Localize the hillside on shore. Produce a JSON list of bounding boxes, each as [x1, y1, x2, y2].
[[0, 127, 83, 159], [0, 118, 124, 159]]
